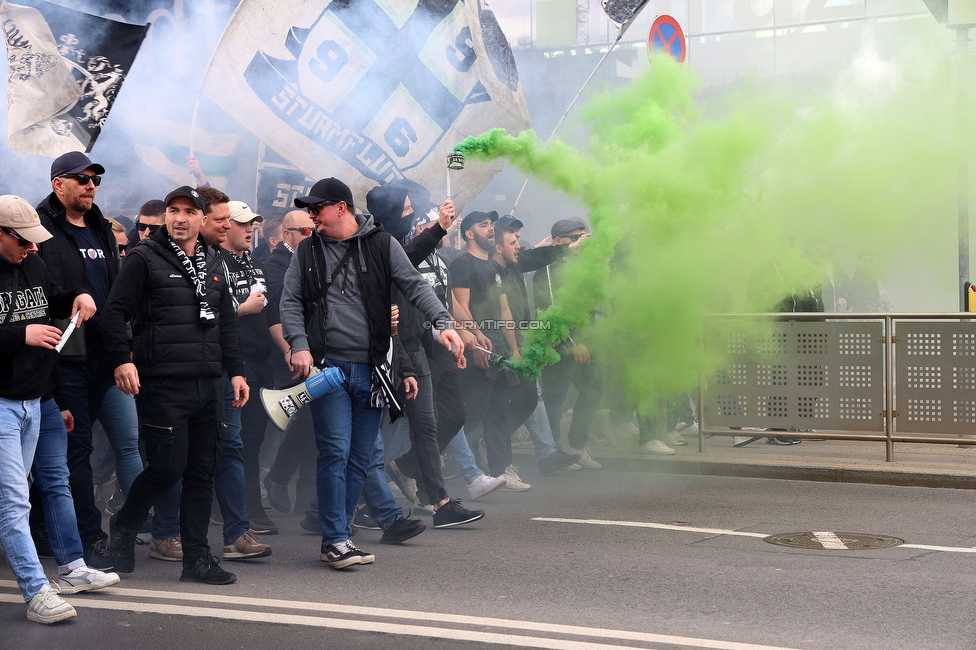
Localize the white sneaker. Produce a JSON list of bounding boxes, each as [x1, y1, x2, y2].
[[500, 465, 531, 491], [565, 463, 582, 470], [467, 474, 507, 500], [567, 447, 602, 469], [668, 432, 687, 446], [27, 584, 76, 624], [614, 421, 640, 438], [639, 439, 676, 455], [677, 421, 699, 436], [58, 565, 121, 594]]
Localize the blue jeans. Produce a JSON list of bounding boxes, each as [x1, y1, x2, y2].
[[214, 374, 249, 545], [445, 427, 485, 484], [0, 397, 48, 601], [309, 360, 382, 545], [97, 385, 143, 494], [33, 399, 85, 570], [361, 431, 403, 529]]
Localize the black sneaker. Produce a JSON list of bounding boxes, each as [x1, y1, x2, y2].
[[263, 474, 291, 514], [432, 499, 485, 529], [321, 541, 364, 569], [32, 524, 53, 560], [108, 515, 135, 573], [247, 508, 279, 535], [346, 541, 374, 564], [380, 516, 426, 544], [767, 436, 801, 445], [538, 450, 581, 474], [353, 506, 382, 530], [181, 554, 237, 584], [299, 512, 319, 534]]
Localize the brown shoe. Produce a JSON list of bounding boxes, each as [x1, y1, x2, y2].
[[222, 531, 272, 560], [149, 535, 183, 561]]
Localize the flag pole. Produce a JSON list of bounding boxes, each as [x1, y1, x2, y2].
[[509, 2, 651, 217]]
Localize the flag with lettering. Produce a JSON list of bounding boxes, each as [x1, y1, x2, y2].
[[0, 0, 147, 156], [202, 0, 530, 209]]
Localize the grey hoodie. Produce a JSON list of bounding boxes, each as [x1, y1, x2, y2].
[[280, 213, 452, 363]]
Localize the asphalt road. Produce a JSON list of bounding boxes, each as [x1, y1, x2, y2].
[[2, 461, 976, 649]]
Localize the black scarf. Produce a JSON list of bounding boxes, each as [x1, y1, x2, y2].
[[167, 233, 215, 327]]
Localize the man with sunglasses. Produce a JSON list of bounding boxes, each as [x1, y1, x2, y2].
[[0, 195, 98, 623], [34, 151, 127, 572], [263, 209, 319, 525], [279, 177, 464, 569]]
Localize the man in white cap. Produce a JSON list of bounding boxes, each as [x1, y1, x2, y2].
[[218, 200, 278, 539], [0, 195, 97, 623]]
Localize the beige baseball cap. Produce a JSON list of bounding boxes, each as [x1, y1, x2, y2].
[[228, 200, 263, 224], [0, 195, 52, 243]]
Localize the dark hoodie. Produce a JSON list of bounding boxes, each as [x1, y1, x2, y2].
[[366, 185, 412, 242]]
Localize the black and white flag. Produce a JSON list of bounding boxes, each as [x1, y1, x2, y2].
[[0, 0, 148, 156], [202, 0, 530, 209], [600, 0, 651, 27]]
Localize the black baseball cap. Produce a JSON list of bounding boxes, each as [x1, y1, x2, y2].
[[551, 217, 588, 239], [164, 186, 207, 213], [51, 151, 105, 180], [494, 215, 524, 232], [295, 177, 355, 210], [459, 210, 498, 235]]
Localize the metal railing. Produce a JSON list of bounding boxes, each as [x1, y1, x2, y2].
[[699, 313, 976, 461]]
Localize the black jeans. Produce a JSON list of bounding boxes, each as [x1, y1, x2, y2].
[[266, 367, 317, 514], [429, 342, 466, 450], [390, 350, 449, 505], [240, 357, 274, 515], [116, 376, 222, 566], [541, 354, 605, 450], [504, 377, 540, 438], [459, 355, 513, 477]]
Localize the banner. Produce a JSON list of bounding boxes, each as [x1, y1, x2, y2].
[[127, 115, 239, 191], [202, 0, 530, 210], [0, 0, 148, 156], [255, 145, 315, 219]]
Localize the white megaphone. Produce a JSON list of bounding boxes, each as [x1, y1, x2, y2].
[[260, 366, 346, 431]]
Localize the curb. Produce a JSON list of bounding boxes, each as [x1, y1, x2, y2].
[[514, 451, 976, 490]]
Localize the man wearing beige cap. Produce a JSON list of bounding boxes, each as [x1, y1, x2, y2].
[[219, 201, 277, 535], [0, 195, 97, 623]]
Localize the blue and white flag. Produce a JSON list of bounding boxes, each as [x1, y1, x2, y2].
[[0, 0, 147, 156], [202, 0, 530, 209]]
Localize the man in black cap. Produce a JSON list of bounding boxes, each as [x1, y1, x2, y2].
[[279, 177, 464, 569], [101, 186, 248, 585], [533, 218, 604, 470], [35, 151, 130, 571]]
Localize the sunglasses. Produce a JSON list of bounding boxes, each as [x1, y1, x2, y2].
[[563, 233, 584, 242], [136, 222, 161, 233], [285, 226, 313, 236], [60, 173, 102, 187], [308, 201, 338, 215], [2, 227, 32, 246]]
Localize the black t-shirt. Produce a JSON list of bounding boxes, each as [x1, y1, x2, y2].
[[218, 248, 273, 363], [449, 252, 506, 350], [68, 223, 110, 330]]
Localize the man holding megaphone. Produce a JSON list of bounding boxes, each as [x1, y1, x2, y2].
[[279, 177, 464, 570]]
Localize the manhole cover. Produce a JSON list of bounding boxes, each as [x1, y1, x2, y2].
[[764, 531, 904, 550]]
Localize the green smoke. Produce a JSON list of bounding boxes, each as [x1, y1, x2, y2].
[[455, 23, 963, 414]]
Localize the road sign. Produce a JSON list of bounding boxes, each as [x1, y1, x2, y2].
[[648, 14, 686, 63]]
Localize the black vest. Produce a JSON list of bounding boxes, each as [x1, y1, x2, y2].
[[128, 233, 230, 378], [295, 229, 393, 366]]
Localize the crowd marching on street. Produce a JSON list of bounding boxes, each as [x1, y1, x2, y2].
[[0, 153, 703, 625]]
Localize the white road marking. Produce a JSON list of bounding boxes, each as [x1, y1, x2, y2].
[[812, 532, 848, 550], [0, 582, 802, 650], [532, 518, 976, 553], [532, 517, 768, 538]]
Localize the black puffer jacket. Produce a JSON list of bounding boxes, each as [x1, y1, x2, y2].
[[35, 193, 120, 303], [101, 228, 245, 379]]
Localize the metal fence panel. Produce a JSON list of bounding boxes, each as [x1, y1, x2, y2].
[[705, 320, 885, 432], [894, 322, 976, 434]]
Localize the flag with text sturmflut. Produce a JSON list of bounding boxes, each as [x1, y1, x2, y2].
[[0, 0, 147, 156], [202, 0, 530, 210]]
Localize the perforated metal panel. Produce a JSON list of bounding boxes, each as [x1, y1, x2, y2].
[[705, 321, 885, 432], [894, 323, 976, 434]]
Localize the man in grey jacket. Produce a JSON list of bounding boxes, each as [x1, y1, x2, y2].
[[279, 177, 464, 569]]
